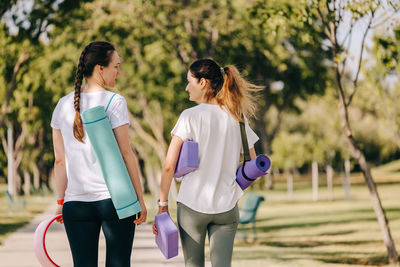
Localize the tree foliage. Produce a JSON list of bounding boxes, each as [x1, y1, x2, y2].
[[0, 0, 399, 199]]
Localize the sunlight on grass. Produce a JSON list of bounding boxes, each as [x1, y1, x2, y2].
[[2, 167, 400, 266], [230, 172, 400, 266], [0, 184, 53, 245]]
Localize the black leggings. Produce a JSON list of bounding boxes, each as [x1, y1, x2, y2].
[[62, 199, 136, 267]]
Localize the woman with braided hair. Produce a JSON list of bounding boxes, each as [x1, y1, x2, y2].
[[153, 58, 261, 267], [51, 41, 147, 266]]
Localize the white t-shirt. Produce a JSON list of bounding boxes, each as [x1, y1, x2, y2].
[[50, 90, 130, 202], [172, 103, 259, 214]]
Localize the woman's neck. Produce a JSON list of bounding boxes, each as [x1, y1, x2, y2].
[[201, 98, 218, 105], [81, 78, 106, 93]]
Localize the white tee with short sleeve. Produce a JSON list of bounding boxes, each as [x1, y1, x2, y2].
[[172, 103, 259, 214], [51, 90, 130, 202]]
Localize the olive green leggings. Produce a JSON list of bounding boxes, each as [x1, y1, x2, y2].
[[177, 202, 239, 267]]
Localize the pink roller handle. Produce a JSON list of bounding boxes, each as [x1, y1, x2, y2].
[[33, 214, 62, 267]]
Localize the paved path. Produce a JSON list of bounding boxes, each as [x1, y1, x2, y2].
[[0, 205, 211, 267]]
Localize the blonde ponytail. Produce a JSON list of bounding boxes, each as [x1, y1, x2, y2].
[[216, 65, 262, 122], [189, 59, 262, 121]]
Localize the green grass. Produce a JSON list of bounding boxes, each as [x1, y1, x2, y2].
[[2, 161, 400, 266], [230, 174, 400, 267], [0, 184, 53, 245], [372, 159, 400, 174]]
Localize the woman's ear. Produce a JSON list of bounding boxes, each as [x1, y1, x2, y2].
[[95, 64, 103, 74], [200, 78, 207, 89]]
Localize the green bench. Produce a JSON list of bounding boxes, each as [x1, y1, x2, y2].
[[5, 191, 26, 215], [238, 193, 265, 241]]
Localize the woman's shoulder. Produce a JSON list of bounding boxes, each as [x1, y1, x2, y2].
[[183, 103, 217, 113], [56, 91, 75, 105], [180, 105, 204, 118], [107, 91, 126, 103], [180, 104, 223, 119]]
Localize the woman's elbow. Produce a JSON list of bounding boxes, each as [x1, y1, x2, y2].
[[162, 162, 175, 174], [120, 147, 133, 159], [55, 158, 65, 166]]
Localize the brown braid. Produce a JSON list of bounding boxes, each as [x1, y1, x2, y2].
[[73, 44, 91, 143], [72, 41, 115, 143]]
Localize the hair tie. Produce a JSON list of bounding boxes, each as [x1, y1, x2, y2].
[[220, 67, 225, 75]]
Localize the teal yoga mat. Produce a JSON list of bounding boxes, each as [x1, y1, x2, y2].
[[82, 106, 141, 219]]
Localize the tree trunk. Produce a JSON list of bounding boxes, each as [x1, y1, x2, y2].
[[129, 148, 145, 192], [317, 4, 399, 263], [23, 169, 31, 196], [128, 99, 179, 200], [256, 104, 274, 190], [15, 174, 22, 195], [353, 147, 398, 263], [312, 161, 318, 201], [32, 162, 40, 190], [286, 170, 293, 200], [0, 52, 30, 129], [145, 163, 159, 197], [7, 122, 14, 196], [47, 168, 55, 191], [342, 159, 351, 201], [265, 173, 273, 190], [37, 128, 46, 189], [12, 122, 27, 195], [256, 105, 270, 155], [335, 71, 399, 263], [13, 150, 23, 194], [326, 164, 333, 201]]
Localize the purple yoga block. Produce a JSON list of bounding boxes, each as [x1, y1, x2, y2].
[[155, 212, 179, 259], [174, 141, 199, 178], [236, 154, 271, 190]]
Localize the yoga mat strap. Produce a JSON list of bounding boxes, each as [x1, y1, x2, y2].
[[105, 93, 117, 113], [239, 115, 251, 162], [241, 161, 254, 181]]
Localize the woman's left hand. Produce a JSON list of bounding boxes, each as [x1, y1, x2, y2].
[[134, 200, 147, 225], [152, 205, 169, 235]]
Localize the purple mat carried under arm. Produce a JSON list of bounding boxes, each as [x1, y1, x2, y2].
[[155, 212, 179, 259], [236, 154, 271, 190], [174, 141, 199, 178]]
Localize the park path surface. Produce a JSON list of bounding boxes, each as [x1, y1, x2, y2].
[[0, 204, 211, 267]]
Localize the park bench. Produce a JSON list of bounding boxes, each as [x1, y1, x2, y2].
[[5, 191, 26, 215], [238, 193, 265, 241]]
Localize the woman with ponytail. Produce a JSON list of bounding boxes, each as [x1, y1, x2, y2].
[[51, 41, 147, 266], [153, 58, 261, 267]]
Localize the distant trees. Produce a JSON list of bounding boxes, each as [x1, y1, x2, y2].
[[0, 0, 331, 195], [308, 0, 399, 263], [1, 4, 400, 254]]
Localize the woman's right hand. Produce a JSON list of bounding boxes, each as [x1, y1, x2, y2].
[[152, 205, 169, 235], [134, 200, 147, 225], [55, 204, 63, 224]]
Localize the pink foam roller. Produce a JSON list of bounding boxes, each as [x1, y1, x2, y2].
[[155, 212, 179, 259], [33, 214, 62, 267]]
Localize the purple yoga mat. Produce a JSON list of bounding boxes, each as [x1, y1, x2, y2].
[[155, 212, 179, 259], [174, 141, 199, 178], [236, 154, 271, 190]]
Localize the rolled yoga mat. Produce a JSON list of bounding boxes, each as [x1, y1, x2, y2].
[[236, 154, 271, 190], [33, 214, 63, 267], [174, 141, 199, 178], [82, 106, 141, 219], [155, 212, 179, 259]]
